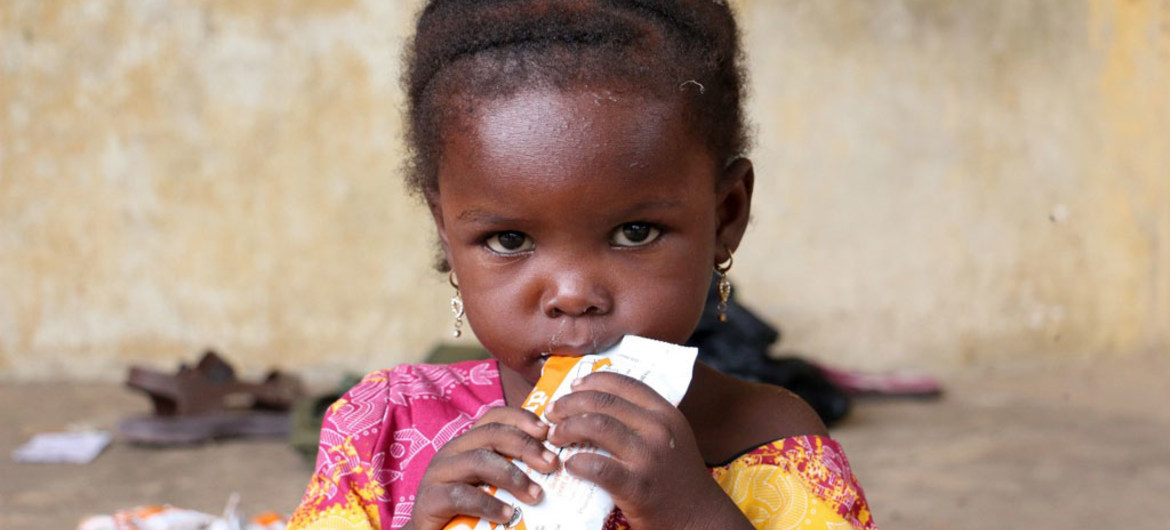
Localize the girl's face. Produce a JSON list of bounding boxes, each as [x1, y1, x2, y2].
[[430, 88, 752, 385]]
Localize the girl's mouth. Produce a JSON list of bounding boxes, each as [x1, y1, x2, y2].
[[543, 336, 623, 359], [545, 319, 613, 358]]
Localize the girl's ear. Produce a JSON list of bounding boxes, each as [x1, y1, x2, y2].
[[715, 158, 754, 262], [425, 191, 454, 271]]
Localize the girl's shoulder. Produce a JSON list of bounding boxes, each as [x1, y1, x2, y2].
[[708, 435, 878, 530], [385, 358, 503, 403], [684, 363, 828, 465], [327, 359, 504, 424]]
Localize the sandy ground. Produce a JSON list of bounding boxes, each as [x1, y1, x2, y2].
[[3, 353, 1169, 530]]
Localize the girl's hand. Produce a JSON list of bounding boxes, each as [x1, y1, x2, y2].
[[405, 406, 560, 530], [543, 372, 754, 530]]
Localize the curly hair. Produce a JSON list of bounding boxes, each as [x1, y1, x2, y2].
[[401, 0, 751, 200]]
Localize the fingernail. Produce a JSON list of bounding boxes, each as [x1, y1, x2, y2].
[[547, 423, 557, 440], [502, 504, 514, 520], [542, 449, 556, 464], [570, 377, 583, 388], [528, 483, 542, 501], [544, 401, 555, 415]]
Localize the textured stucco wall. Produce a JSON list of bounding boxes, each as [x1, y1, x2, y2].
[[735, 0, 1169, 371], [1, 0, 1167, 382]]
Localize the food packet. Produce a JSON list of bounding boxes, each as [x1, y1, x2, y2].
[[444, 335, 698, 530]]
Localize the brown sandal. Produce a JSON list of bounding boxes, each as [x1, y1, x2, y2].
[[118, 350, 305, 445]]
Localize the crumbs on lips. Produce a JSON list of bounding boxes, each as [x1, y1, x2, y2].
[[445, 335, 697, 530]]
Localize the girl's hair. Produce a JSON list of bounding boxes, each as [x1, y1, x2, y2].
[[402, 0, 751, 199]]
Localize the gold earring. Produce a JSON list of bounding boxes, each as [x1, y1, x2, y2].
[[715, 248, 733, 323], [449, 272, 465, 338]]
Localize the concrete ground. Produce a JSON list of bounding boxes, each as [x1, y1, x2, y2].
[[2, 353, 1168, 530]]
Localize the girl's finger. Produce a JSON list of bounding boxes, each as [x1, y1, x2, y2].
[[545, 384, 681, 458], [473, 406, 549, 439], [547, 410, 647, 462], [544, 388, 654, 436], [429, 447, 546, 505], [561, 452, 635, 500], [439, 422, 559, 475], [569, 372, 679, 414], [414, 482, 517, 528]]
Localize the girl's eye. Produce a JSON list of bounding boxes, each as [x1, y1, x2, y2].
[[611, 223, 661, 247], [484, 231, 534, 254]]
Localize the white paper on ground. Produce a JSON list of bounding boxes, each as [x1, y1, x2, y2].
[[12, 430, 113, 464]]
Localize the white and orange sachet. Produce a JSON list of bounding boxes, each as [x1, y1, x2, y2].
[[444, 335, 698, 530]]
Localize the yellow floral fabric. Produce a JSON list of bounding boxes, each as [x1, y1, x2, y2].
[[602, 436, 875, 529], [710, 437, 876, 529]]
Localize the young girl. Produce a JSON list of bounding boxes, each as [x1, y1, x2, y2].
[[289, 1, 875, 529]]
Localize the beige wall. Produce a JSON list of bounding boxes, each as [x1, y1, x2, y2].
[[2, 0, 1167, 382]]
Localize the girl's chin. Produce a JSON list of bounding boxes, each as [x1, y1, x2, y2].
[[496, 357, 545, 385], [530, 353, 551, 380]]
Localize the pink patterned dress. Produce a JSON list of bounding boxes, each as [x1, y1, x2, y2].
[[287, 360, 876, 529]]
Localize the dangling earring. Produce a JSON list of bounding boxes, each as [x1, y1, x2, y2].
[[449, 272, 465, 338], [715, 247, 733, 323]]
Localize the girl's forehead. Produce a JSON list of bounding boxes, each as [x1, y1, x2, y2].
[[477, 86, 660, 114], [439, 88, 699, 171], [434, 88, 719, 205]]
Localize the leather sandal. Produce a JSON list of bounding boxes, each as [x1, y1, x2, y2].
[[118, 350, 305, 445]]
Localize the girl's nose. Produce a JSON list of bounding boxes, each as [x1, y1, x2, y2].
[[541, 271, 612, 318]]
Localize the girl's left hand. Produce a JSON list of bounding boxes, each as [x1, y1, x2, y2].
[[542, 372, 753, 530]]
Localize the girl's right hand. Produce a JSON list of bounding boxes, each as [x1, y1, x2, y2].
[[404, 406, 560, 530]]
